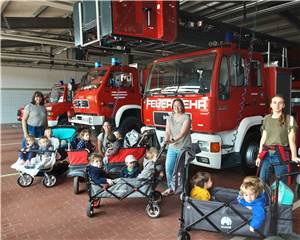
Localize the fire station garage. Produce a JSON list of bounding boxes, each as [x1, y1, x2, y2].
[[1, 1, 300, 240]]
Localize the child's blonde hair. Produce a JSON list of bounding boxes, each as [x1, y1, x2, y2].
[[191, 172, 211, 188], [240, 176, 264, 197], [79, 129, 91, 139], [145, 147, 158, 160], [26, 135, 35, 143]]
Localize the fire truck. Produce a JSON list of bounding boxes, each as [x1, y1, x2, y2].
[[142, 43, 299, 174], [69, 63, 143, 135], [17, 82, 77, 126]]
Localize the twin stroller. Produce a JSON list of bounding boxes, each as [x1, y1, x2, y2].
[[175, 144, 299, 240], [11, 126, 77, 188]]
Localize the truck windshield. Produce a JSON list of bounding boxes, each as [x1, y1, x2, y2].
[[145, 54, 215, 96], [80, 69, 107, 90], [49, 86, 64, 103]]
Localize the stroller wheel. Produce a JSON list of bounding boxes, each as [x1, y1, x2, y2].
[[177, 231, 190, 240], [17, 174, 33, 187], [146, 202, 160, 218], [73, 176, 80, 194], [43, 175, 57, 188], [86, 202, 94, 217], [153, 191, 162, 203]]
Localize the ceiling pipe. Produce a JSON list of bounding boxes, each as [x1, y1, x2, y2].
[[1, 52, 94, 67], [1, 32, 75, 48], [225, 1, 300, 24]]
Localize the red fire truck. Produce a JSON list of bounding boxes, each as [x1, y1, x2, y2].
[[17, 82, 77, 126], [142, 43, 299, 174], [69, 64, 143, 135]]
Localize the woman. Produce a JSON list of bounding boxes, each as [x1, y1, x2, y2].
[[22, 91, 47, 147], [97, 121, 113, 157], [256, 94, 299, 184], [162, 98, 192, 196]]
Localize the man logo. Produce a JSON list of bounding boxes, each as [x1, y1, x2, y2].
[[220, 216, 232, 229]]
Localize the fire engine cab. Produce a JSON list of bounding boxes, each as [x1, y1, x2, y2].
[[142, 43, 299, 174], [69, 62, 143, 135]]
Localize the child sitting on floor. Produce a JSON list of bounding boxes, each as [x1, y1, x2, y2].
[[76, 129, 95, 153], [88, 153, 113, 186], [121, 155, 140, 178], [237, 176, 266, 232], [190, 172, 213, 201], [19, 135, 39, 166]]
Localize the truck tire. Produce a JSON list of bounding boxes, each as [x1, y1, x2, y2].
[[57, 114, 69, 125], [240, 131, 260, 175], [119, 116, 142, 136]]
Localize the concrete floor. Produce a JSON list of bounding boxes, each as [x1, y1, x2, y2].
[[1, 124, 300, 240]]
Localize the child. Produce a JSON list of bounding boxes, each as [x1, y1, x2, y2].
[[237, 176, 266, 232], [137, 147, 159, 180], [88, 153, 113, 186], [44, 127, 60, 149], [190, 172, 213, 201], [19, 135, 39, 165], [76, 129, 95, 153], [34, 136, 54, 169], [121, 155, 140, 178], [105, 131, 123, 157]]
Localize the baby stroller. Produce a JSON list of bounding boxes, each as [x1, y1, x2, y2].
[[176, 144, 297, 240], [85, 144, 166, 219], [11, 126, 77, 188]]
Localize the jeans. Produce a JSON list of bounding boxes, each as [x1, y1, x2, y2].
[[165, 146, 181, 189], [259, 153, 288, 184], [22, 125, 45, 148]]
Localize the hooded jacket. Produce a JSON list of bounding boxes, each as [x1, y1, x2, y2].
[[237, 192, 266, 230]]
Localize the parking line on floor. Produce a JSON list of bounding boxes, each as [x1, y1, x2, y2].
[[0, 172, 19, 177], [230, 237, 247, 240], [1, 142, 20, 146]]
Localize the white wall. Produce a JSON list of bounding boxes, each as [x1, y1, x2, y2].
[[1, 66, 85, 123]]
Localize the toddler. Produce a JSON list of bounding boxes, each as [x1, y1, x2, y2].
[[137, 147, 159, 180], [105, 131, 123, 157], [35, 136, 54, 169], [190, 172, 213, 201], [88, 153, 113, 186], [44, 127, 60, 149], [237, 176, 266, 232], [19, 135, 39, 165], [76, 129, 95, 153], [121, 155, 140, 178]]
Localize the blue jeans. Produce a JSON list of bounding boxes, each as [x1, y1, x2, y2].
[[22, 125, 45, 148], [259, 153, 288, 184], [165, 146, 181, 189]]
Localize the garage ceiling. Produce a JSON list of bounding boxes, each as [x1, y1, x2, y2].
[[1, 0, 300, 68]]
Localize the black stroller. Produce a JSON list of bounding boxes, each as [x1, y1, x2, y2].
[[176, 144, 297, 240], [85, 144, 165, 218]]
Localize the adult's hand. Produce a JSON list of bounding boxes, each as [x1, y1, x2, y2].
[[255, 158, 261, 167]]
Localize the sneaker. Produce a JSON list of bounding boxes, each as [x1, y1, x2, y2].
[[161, 189, 174, 196]]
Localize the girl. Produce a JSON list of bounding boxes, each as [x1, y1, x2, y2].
[[256, 94, 299, 184], [97, 121, 113, 157], [163, 98, 192, 196], [190, 172, 213, 201], [76, 129, 95, 153], [238, 176, 266, 232]]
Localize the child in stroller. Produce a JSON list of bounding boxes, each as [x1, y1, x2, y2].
[[190, 172, 213, 201], [19, 135, 39, 166], [88, 153, 113, 186], [237, 176, 266, 233], [120, 155, 140, 178]]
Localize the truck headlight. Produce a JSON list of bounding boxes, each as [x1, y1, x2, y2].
[[198, 140, 209, 152], [47, 111, 53, 116]]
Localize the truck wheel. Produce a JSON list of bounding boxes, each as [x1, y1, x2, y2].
[[57, 114, 69, 125], [119, 116, 142, 136], [240, 131, 260, 175]]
